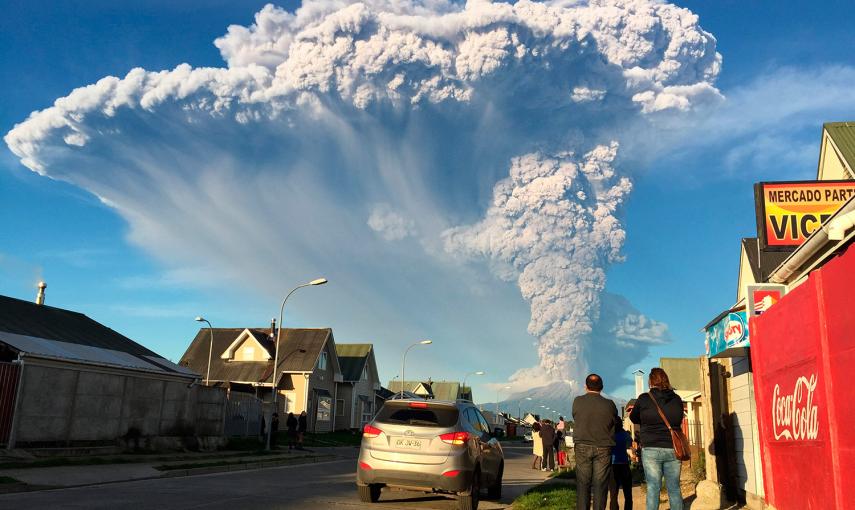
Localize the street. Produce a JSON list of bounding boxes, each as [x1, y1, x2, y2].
[[0, 446, 547, 510]]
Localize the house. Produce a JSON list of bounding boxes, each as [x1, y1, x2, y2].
[[0, 291, 220, 449], [334, 343, 381, 430], [180, 325, 343, 433], [387, 380, 472, 401]]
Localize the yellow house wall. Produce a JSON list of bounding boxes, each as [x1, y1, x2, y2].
[[817, 133, 854, 181]]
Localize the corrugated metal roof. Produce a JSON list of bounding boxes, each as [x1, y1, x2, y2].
[[825, 122, 855, 171], [336, 343, 372, 382], [0, 295, 160, 357], [0, 295, 192, 377], [180, 327, 333, 384], [0, 331, 195, 376]]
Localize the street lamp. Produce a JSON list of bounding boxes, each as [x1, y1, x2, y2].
[[194, 317, 214, 386], [521, 396, 533, 421], [400, 340, 432, 397], [496, 385, 511, 418], [462, 371, 485, 400], [268, 277, 328, 450]]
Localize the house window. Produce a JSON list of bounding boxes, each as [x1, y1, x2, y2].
[[362, 365, 368, 381], [361, 400, 374, 426], [317, 396, 332, 422], [336, 399, 345, 416], [317, 351, 328, 370]]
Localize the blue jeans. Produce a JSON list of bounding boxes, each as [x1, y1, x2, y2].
[[642, 447, 682, 510]]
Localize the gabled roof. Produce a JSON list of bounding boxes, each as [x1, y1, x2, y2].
[[221, 329, 274, 360], [824, 122, 855, 173], [386, 380, 464, 401], [336, 343, 373, 382], [741, 238, 793, 283], [0, 294, 193, 378], [180, 327, 337, 385]]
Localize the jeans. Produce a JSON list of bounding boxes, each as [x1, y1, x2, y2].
[[642, 447, 682, 510], [575, 443, 613, 510], [608, 463, 632, 510]]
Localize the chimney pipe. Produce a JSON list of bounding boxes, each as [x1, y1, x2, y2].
[[633, 370, 645, 397], [36, 281, 47, 305], [270, 318, 277, 338]]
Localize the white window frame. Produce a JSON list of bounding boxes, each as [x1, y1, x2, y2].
[[317, 351, 328, 370], [362, 364, 369, 381]]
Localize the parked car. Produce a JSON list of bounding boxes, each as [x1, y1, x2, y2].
[[356, 399, 504, 510], [523, 430, 533, 443]]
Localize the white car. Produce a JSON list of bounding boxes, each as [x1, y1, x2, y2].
[[523, 431, 533, 443]]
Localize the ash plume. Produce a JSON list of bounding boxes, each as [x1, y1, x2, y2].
[[5, 0, 720, 389]]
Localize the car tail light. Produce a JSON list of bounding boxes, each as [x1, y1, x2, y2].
[[363, 424, 383, 439], [442, 470, 461, 477], [408, 402, 428, 408], [359, 462, 372, 471], [439, 431, 470, 445]]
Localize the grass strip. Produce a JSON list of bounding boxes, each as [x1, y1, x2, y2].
[[513, 482, 576, 510]]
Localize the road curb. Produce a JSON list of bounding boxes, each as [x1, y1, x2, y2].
[[159, 454, 336, 478]]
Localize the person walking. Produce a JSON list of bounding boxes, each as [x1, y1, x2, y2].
[[557, 416, 566, 433], [270, 412, 280, 449], [540, 419, 556, 471], [573, 373, 619, 510], [629, 368, 684, 510], [286, 412, 298, 450], [608, 423, 635, 510], [297, 410, 308, 450], [531, 421, 543, 469]]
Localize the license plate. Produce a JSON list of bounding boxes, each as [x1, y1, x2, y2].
[[395, 438, 422, 450]]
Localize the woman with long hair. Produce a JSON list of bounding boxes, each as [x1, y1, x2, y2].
[[531, 421, 543, 469], [629, 367, 685, 510]]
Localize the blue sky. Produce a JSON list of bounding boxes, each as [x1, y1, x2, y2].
[[3, 0, 855, 405]]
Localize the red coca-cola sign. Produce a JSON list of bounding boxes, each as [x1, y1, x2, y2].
[[771, 374, 819, 441]]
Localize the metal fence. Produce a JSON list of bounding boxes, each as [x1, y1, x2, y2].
[[0, 362, 21, 446], [223, 392, 262, 438]]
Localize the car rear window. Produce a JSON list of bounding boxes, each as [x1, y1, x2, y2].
[[375, 403, 459, 427]]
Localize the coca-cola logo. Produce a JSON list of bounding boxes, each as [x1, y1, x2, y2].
[[772, 374, 819, 441]]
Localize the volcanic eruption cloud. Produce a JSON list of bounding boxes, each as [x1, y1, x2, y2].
[[5, 0, 721, 391]]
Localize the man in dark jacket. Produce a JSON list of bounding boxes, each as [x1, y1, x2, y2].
[[573, 373, 619, 510], [297, 411, 308, 449], [540, 420, 556, 471]]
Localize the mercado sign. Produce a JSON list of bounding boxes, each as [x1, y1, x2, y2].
[[754, 180, 855, 249], [705, 310, 750, 358]]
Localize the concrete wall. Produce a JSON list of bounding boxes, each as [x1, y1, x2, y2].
[[729, 356, 765, 500], [12, 358, 225, 446]]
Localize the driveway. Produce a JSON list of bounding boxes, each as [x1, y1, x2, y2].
[[0, 446, 547, 509]]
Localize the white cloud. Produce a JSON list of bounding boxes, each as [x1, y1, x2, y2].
[[4, 0, 720, 389], [368, 203, 417, 240]]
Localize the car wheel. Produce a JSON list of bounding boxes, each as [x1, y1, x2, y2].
[[357, 484, 381, 503], [457, 469, 480, 510], [487, 462, 503, 500]]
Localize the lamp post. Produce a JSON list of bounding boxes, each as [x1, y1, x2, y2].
[[462, 371, 484, 400], [496, 385, 511, 419], [267, 277, 328, 451], [194, 317, 214, 386], [400, 340, 432, 397], [521, 396, 533, 421]]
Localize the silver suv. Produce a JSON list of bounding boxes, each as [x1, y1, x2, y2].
[[356, 399, 504, 510]]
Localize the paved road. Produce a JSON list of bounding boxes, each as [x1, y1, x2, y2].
[[0, 446, 547, 510]]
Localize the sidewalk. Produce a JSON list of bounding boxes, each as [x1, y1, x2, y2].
[[0, 447, 344, 492]]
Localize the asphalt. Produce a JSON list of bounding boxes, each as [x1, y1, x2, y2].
[[0, 446, 549, 509]]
